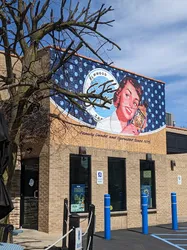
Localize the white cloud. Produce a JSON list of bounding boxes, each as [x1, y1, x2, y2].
[[102, 0, 187, 78], [107, 0, 187, 32], [113, 28, 187, 78]]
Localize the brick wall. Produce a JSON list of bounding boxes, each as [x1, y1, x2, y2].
[[0, 52, 22, 101], [46, 141, 172, 233], [9, 140, 175, 233], [38, 140, 50, 233], [167, 154, 187, 223], [44, 107, 181, 234], [9, 149, 21, 228]]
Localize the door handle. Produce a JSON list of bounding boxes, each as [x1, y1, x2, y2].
[[34, 190, 38, 198]]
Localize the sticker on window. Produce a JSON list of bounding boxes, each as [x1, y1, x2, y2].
[[29, 178, 34, 187]]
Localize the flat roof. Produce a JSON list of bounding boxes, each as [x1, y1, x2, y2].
[[167, 125, 187, 133]]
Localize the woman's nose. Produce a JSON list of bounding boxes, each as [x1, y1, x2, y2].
[[129, 96, 133, 108]]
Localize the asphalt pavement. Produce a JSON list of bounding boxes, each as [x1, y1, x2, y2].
[[93, 230, 173, 250], [93, 223, 187, 250]]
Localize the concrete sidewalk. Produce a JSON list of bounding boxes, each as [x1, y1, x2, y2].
[[14, 229, 63, 249], [13, 224, 181, 250]]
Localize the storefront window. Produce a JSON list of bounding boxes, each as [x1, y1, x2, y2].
[[70, 154, 91, 213], [140, 160, 156, 209], [108, 157, 126, 211]]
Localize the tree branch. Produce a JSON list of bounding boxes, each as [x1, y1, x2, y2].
[[5, 2, 28, 53], [35, 0, 50, 23], [0, 11, 14, 85]]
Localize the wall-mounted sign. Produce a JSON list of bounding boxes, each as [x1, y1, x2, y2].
[[143, 170, 151, 178], [178, 175, 182, 185], [51, 48, 166, 136], [97, 171, 103, 184], [75, 227, 82, 250], [71, 184, 85, 212]]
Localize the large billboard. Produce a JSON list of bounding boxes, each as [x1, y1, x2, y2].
[[50, 48, 165, 136]]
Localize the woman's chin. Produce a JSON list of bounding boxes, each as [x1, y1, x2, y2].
[[123, 115, 133, 121]]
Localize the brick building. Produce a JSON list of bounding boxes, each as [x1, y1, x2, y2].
[[1, 48, 187, 234]]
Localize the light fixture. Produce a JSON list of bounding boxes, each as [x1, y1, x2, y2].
[[79, 146, 86, 155], [171, 160, 176, 171], [26, 147, 32, 154], [146, 153, 152, 161]]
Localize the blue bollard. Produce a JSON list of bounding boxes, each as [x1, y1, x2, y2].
[[171, 192, 178, 230], [104, 194, 111, 240], [141, 192, 148, 234]]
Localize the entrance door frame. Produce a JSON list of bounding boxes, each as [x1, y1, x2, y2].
[[20, 157, 39, 229]]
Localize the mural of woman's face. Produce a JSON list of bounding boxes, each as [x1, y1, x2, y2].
[[116, 80, 140, 122]]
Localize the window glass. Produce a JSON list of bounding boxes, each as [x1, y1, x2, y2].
[[70, 155, 91, 213], [108, 157, 126, 211], [140, 160, 156, 209]]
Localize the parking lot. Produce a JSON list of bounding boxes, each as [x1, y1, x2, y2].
[[93, 223, 187, 250], [151, 223, 187, 250]]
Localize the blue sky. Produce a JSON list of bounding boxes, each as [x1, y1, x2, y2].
[[79, 0, 187, 127]]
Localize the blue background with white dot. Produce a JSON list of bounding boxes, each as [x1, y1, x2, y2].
[[50, 48, 165, 134]]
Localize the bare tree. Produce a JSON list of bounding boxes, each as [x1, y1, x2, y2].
[[0, 0, 120, 188]]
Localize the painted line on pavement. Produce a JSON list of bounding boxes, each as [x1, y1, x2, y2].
[[164, 238, 187, 241], [155, 234, 187, 236], [151, 234, 185, 250]]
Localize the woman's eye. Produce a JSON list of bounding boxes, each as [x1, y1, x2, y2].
[[125, 93, 129, 98]]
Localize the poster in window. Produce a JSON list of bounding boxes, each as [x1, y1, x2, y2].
[[71, 184, 85, 212], [141, 185, 152, 208]]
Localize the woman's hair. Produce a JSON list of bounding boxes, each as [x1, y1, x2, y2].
[[113, 76, 143, 108]]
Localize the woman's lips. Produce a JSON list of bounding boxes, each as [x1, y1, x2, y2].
[[125, 106, 132, 115]]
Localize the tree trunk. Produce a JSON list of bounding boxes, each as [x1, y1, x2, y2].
[[7, 141, 18, 191]]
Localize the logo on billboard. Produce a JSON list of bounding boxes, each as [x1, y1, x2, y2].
[[83, 68, 118, 122]]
